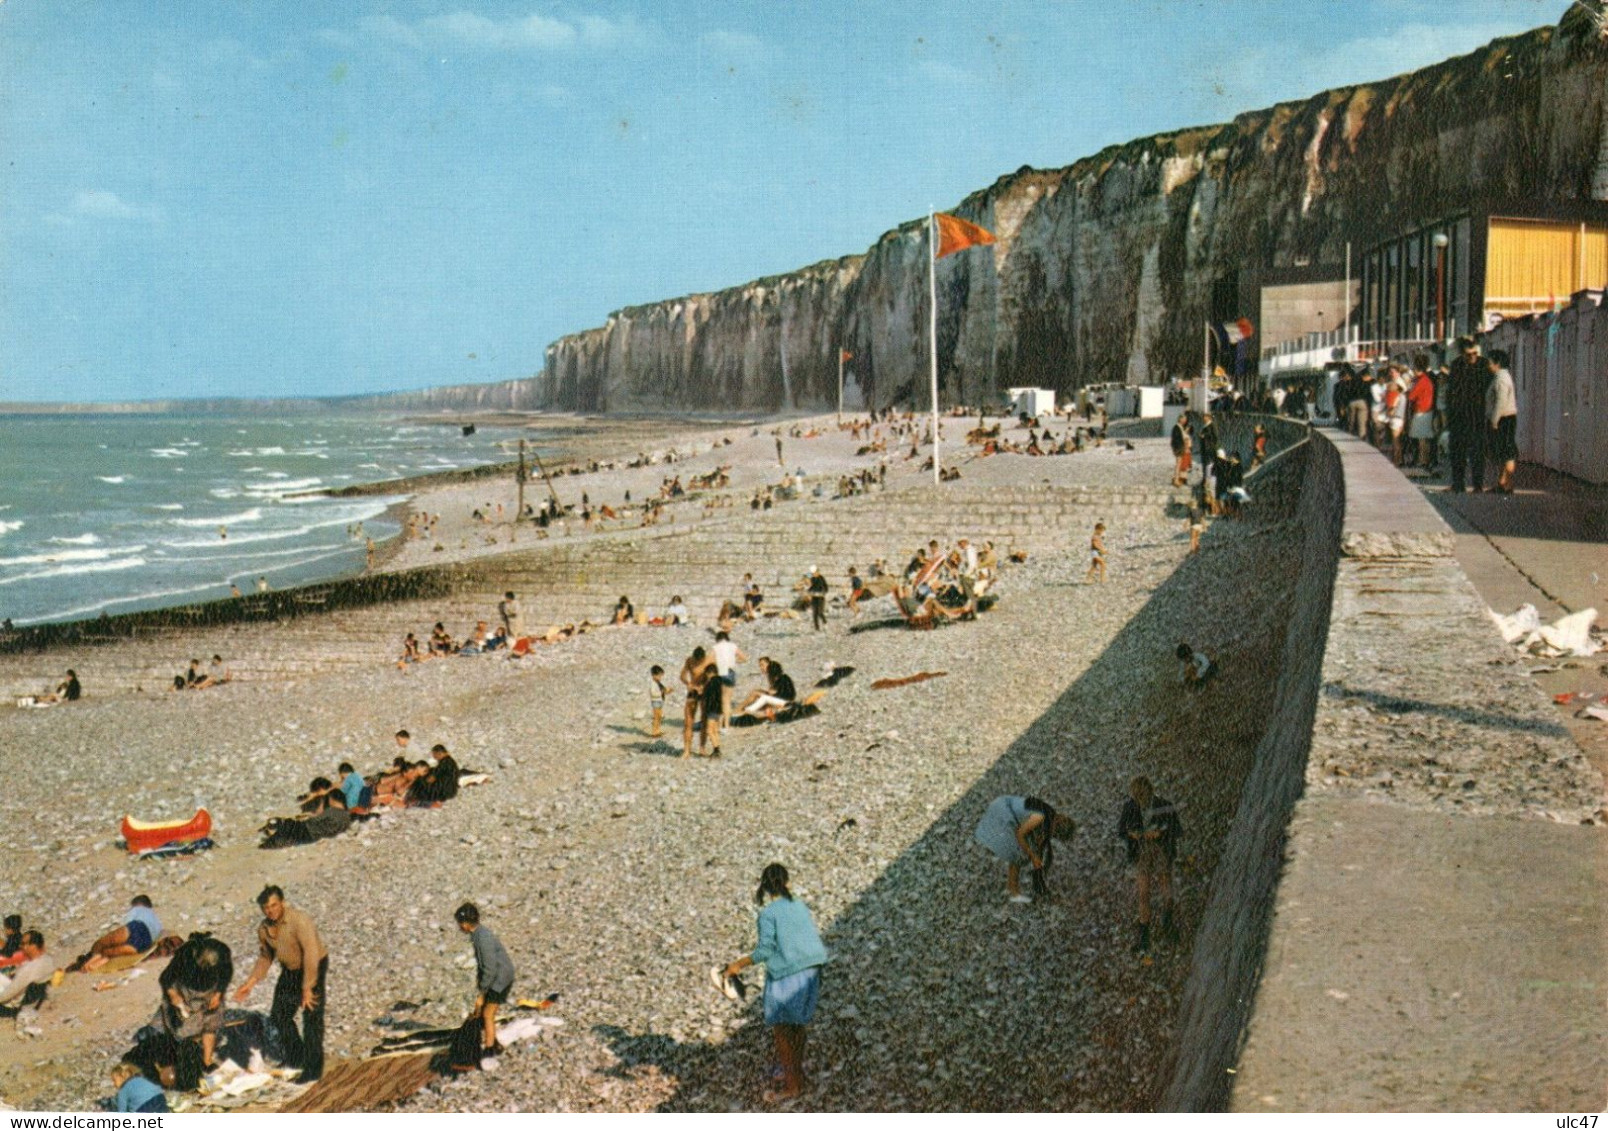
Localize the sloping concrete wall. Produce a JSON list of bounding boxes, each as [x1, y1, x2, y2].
[[1228, 430, 1604, 1111], [1159, 422, 1343, 1110], [1158, 423, 1605, 1110]]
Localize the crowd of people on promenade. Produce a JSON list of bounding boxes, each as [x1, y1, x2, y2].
[[1168, 412, 1252, 518], [1332, 336, 1519, 494]]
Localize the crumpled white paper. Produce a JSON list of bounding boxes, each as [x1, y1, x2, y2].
[[1490, 604, 1602, 657]]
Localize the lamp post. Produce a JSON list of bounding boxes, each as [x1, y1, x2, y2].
[[1432, 231, 1449, 342]]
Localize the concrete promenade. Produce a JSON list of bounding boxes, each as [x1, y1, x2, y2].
[[1419, 463, 1608, 789], [1231, 429, 1605, 1111]]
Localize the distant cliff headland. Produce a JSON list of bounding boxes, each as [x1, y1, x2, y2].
[[14, 8, 1606, 419], [0, 377, 538, 416]]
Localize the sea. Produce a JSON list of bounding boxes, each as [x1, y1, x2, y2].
[[0, 413, 532, 626]]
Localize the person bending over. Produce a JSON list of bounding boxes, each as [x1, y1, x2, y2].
[[453, 902, 515, 1071], [156, 932, 233, 1080], [974, 795, 1076, 903], [1176, 642, 1215, 686]]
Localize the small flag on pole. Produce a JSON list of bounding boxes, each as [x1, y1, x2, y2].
[[935, 212, 996, 258], [840, 349, 853, 362], [1211, 318, 1256, 347]]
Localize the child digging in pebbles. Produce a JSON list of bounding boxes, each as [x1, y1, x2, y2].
[[719, 864, 828, 1104], [974, 795, 1076, 903], [454, 902, 514, 1072], [111, 1061, 168, 1114]]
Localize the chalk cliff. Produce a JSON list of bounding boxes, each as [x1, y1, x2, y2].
[[537, 7, 1608, 412]]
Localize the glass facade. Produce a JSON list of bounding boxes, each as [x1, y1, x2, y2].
[[1360, 214, 1467, 343]]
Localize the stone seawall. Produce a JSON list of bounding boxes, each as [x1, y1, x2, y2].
[[1158, 425, 1342, 1109], [1158, 424, 1604, 1111], [1226, 430, 1604, 1111]]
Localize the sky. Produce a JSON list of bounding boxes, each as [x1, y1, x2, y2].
[[0, 0, 1570, 402]]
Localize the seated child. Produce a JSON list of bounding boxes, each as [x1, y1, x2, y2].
[[1176, 642, 1215, 686]]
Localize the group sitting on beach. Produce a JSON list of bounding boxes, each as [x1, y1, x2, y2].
[[18, 668, 81, 707], [170, 656, 231, 692], [260, 735, 472, 849]]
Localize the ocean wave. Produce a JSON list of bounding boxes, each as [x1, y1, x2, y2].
[[150, 504, 185, 511], [172, 508, 262, 528], [0, 555, 148, 586], [149, 448, 187, 458], [255, 446, 287, 455], [0, 545, 145, 567], [48, 534, 102, 546], [22, 541, 361, 626], [0, 520, 23, 535], [24, 579, 237, 626], [97, 475, 128, 484], [210, 488, 241, 499], [160, 502, 390, 548], [171, 540, 347, 565], [162, 528, 307, 549], [244, 477, 323, 494]]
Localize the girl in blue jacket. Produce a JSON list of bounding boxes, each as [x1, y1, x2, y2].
[[721, 863, 828, 1104]]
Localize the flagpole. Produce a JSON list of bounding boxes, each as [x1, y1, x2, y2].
[[929, 210, 941, 487], [837, 349, 844, 425], [1197, 320, 1210, 416]]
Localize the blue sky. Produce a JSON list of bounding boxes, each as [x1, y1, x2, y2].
[[0, 0, 1565, 402]]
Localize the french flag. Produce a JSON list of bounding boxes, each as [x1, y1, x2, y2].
[[1213, 318, 1255, 346]]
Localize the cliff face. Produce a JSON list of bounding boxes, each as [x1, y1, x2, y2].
[[540, 10, 1608, 412]]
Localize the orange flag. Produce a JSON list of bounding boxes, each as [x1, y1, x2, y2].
[[840, 349, 853, 362], [935, 212, 996, 258]]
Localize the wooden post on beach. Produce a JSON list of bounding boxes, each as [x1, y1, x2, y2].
[[516, 439, 527, 530], [928, 210, 941, 487]]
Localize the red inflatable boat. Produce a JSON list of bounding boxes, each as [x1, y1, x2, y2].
[[120, 808, 212, 855]]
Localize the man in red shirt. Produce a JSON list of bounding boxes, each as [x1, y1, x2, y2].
[[1406, 353, 1438, 471]]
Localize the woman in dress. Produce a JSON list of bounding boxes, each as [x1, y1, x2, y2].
[[974, 795, 1076, 903]]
